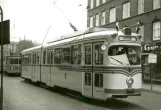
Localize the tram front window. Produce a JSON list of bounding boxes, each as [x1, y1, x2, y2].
[[108, 46, 140, 65]]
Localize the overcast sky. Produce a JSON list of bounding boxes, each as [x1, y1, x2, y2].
[[0, 0, 87, 43]]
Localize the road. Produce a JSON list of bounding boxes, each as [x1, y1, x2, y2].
[[2, 75, 161, 110]]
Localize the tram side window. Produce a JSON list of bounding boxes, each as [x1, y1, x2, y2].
[[95, 44, 103, 65], [29, 54, 32, 64], [19, 58, 21, 64], [85, 73, 91, 86], [43, 50, 46, 64], [36, 53, 40, 64], [32, 54, 35, 64], [95, 73, 103, 87], [23, 54, 31, 64], [34, 54, 36, 64], [51, 50, 54, 64], [54, 48, 61, 64], [47, 51, 51, 64], [71, 44, 81, 64], [33, 54, 37, 64], [15, 59, 18, 64], [62, 47, 71, 63], [85, 45, 91, 65], [22, 55, 26, 64]]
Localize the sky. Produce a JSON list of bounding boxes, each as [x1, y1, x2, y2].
[[0, 0, 87, 44]]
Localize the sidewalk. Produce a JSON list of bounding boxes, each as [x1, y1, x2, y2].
[[142, 82, 161, 93]]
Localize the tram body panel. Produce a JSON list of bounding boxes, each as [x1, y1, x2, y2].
[[64, 70, 82, 92], [22, 65, 32, 79], [104, 74, 128, 89], [34, 65, 41, 82], [50, 66, 66, 88], [103, 73, 141, 89], [41, 66, 50, 84], [132, 73, 142, 88]]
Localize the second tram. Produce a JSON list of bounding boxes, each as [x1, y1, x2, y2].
[[4, 55, 21, 76]]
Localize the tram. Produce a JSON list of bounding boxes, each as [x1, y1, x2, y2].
[[4, 55, 21, 76], [21, 27, 142, 100]]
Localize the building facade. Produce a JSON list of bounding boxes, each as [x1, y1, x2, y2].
[[0, 41, 19, 57], [87, 0, 161, 82]]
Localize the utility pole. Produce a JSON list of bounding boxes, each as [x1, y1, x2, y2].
[[0, 6, 4, 110], [53, 1, 78, 32]]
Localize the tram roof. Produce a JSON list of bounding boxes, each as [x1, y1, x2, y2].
[[22, 27, 140, 54], [47, 27, 117, 43], [22, 45, 42, 54]]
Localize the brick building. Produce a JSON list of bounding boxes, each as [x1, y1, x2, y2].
[[87, 0, 161, 82]]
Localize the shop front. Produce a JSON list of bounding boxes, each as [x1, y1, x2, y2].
[[141, 42, 161, 84]]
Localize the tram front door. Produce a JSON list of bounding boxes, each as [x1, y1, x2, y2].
[[83, 42, 104, 99]]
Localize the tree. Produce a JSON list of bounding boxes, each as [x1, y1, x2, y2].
[[17, 40, 35, 53]]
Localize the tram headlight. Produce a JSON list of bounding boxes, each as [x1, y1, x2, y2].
[[126, 77, 134, 85]]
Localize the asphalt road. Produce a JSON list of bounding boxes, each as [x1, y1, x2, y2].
[[2, 75, 161, 110]]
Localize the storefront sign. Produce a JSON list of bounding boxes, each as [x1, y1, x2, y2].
[[148, 53, 157, 63], [141, 43, 158, 53]]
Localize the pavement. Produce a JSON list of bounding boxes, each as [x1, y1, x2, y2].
[[142, 82, 161, 93]]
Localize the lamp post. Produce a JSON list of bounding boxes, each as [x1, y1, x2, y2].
[[0, 6, 4, 110]]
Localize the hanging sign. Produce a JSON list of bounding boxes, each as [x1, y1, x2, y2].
[[148, 53, 157, 63]]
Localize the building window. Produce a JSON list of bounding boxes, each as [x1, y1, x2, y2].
[[123, 2, 130, 19], [153, 22, 160, 40], [90, 16, 94, 27], [153, 0, 160, 9], [90, 0, 94, 9], [101, 11, 105, 25], [95, 14, 99, 26], [102, 0, 106, 4], [109, 7, 116, 23], [96, 0, 100, 7], [139, 26, 144, 42], [138, 0, 144, 14]]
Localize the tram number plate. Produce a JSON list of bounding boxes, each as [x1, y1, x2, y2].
[[127, 89, 134, 93]]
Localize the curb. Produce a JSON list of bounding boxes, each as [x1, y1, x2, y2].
[[142, 88, 161, 94]]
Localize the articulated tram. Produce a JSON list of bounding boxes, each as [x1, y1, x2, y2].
[[21, 27, 142, 100]]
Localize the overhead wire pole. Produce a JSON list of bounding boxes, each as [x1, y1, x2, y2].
[[0, 6, 4, 110], [53, 1, 78, 31], [40, 26, 51, 82], [42, 26, 51, 45]]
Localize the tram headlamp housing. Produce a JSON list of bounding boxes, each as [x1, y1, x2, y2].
[[101, 45, 106, 50], [126, 77, 134, 86]]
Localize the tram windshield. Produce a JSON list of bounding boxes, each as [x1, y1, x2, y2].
[[10, 58, 20, 64], [108, 46, 141, 66]]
